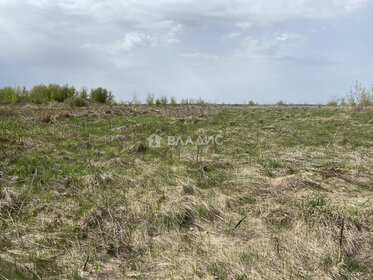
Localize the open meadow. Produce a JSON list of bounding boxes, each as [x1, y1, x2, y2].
[[0, 104, 372, 279]]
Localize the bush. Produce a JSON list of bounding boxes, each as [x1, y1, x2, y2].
[[277, 100, 286, 106], [29, 84, 51, 104], [248, 100, 256, 106], [329, 81, 373, 108], [146, 94, 155, 106], [160, 96, 168, 105], [327, 96, 339, 106], [53, 84, 76, 102], [90, 87, 113, 103], [64, 96, 88, 107], [181, 98, 196, 105], [48, 84, 61, 101], [0, 87, 19, 104], [79, 87, 89, 99], [130, 93, 140, 105], [170, 97, 177, 106], [196, 97, 205, 105]]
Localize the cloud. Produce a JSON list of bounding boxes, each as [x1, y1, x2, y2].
[[111, 32, 157, 53], [221, 32, 242, 39], [238, 33, 305, 59], [86, 32, 157, 54], [181, 53, 219, 60], [236, 22, 253, 30], [166, 23, 183, 43], [0, 0, 370, 104], [59, 0, 368, 23], [275, 33, 303, 41]]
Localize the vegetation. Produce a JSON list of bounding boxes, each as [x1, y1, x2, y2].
[[0, 104, 372, 279], [29, 84, 51, 104], [160, 96, 168, 106], [0, 86, 24, 104], [170, 96, 177, 106], [64, 96, 88, 107], [180, 98, 206, 105], [328, 81, 373, 109], [0, 84, 114, 105], [90, 87, 114, 103], [146, 93, 155, 106]]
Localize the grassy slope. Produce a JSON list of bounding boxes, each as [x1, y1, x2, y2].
[[0, 103, 372, 279]]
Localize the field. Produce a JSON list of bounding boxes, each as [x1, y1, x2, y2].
[[0, 104, 372, 279]]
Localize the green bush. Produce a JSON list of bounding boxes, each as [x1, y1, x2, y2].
[[277, 100, 286, 106], [196, 97, 205, 105], [327, 96, 339, 106], [170, 97, 177, 106], [29, 84, 51, 104], [48, 84, 61, 101], [53, 84, 76, 102], [64, 96, 88, 107], [146, 94, 155, 106], [329, 81, 373, 108], [79, 87, 88, 99], [90, 87, 113, 103], [180, 98, 196, 105], [160, 96, 168, 105], [0, 87, 19, 104]]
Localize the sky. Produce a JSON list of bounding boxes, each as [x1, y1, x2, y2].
[[0, 0, 372, 104]]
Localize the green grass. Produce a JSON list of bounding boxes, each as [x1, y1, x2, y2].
[[0, 103, 372, 279]]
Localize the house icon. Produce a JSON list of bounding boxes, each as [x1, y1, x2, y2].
[[147, 133, 162, 148]]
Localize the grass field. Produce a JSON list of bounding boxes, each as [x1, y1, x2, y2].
[[0, 103, 372, 279]]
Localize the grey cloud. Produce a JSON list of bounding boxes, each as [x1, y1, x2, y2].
[[0, 0, 371, 103]]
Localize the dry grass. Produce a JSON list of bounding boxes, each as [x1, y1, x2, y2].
[[0, 104, 372, 279]]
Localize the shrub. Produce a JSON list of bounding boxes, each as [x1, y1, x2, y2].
[[155, 98, 161, 106], [48, 84, 61, 101], [54, 84, 76, 102], [248, 100, 256, 106], [181, 98, 196, 105], [330, 81, 373, 108], [356, 88, 372, 107], [327, 96, 339, 106], [277, 100, 286, 106], [79, 87, 88, 99], [146, 94, 155, 106], [196, 97, 205, 105], [130, 92, 141, 105], [64, 96, 88, 107], [170, 97, 177, 106], [90, 87, 113, 103], [29, 84, 51, 104], [160, 96, 168, 105], [0, 87, 19, 104]]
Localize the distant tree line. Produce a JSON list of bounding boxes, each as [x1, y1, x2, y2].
[[0, 84, 114, 106]]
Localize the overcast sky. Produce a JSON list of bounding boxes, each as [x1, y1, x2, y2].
[[0, 0, 372, 104]]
